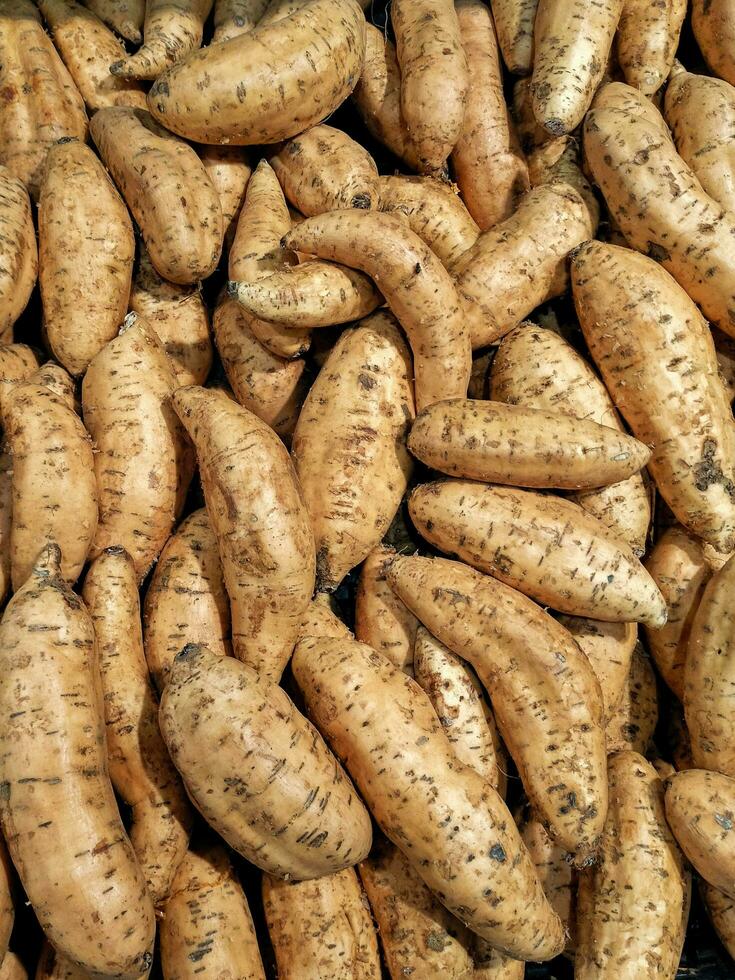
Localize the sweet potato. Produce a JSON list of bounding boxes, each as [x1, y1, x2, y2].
[[0, 346, 39, 415], [453, 184, 593, 348], [410, 481, 666, 627], [110, 0, 213, 80], [147, 0, 366, 145], [160, 841, 265, 980], [263, 869, 381, 980], [391, 0, 468, 174], [664, 63, 735, 213], [257, 0, 306, 24], [198, 145, 251, 249], [617, 0, 686, 95], [665, 769, 735, 898], [0, 0, 87, 200], [701, 882, 735, 960], [666, 703, 695, 773], [0, 456, 11, 611], [512, 77, 549, 153], [414, 626, 506, 797], [526, 136, 600, 230], [291, 313, 413, 591], [692, 0, 735, 87], [0, 544, 155, 977], [38, 0, 147, 110], [83, 548, 193, 905], [0, 168, 36, 344], [213, 0, 269, 40], [271, 126, 379, 215], [605, 643, 658, 755], [385, 555, 607, 857], [129, 244, 212, 386], [143, 508, 231, 693], [39, 139, 134, 377], [80, 0, 144, 41], [0, 839, 12, 967], [90, 108, 222, 285], [573, 240, 735, 554], [531, 0, 623, 134], [490, 0, 537, 74], [376, 175, 480, 268], [35, 942, 100, 980], [160, 644, 372, 877], [584, 82, 735, 337], [351, 25, 419, 171], [82, 314, 191, 581], [490, 323, 651, 554], [298, 592, 353, 642], [685, 554, 735, 776], [452, 0, 529, 230], [518, 810, 575, 951], [228, 160, 310, 359], [213, 293, 307, 441], [408, 398, 649, 490], [714, 327, 735, 401], [557, 616, 637, 725], [576, 752, 689, 979], [0, 955, 26, 980], [644, 526, 709, 699], [172, 385, 314, 680], [283, 211, 471, 412], [2, 381, 96, 589], [355, 545, 419, 674]]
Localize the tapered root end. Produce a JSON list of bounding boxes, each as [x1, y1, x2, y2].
[[109, 60, 125, 76], [542, 117, 568, 136], [226, 280, 239, 298]]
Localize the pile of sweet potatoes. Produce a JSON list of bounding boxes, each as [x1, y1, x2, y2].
[[0, 0, 734, 976]]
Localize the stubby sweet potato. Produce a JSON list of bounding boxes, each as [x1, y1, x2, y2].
[[198, 145, 251, 249], [576, 752, 689, 979], [284, 211, 471, 411], [80, 0, 144, 41], [385, 555, 607, 858], [617, 0, 686, 95], [0, 168, 37, 344], [147, 0, 366, 145], [355, 545, 419, 674], [490, 0, 537, 74], [293, 634, 565, 960], [160, 841, 265, 980], [605, 643, 658, 755], [0, 0, 87, 199], [263, 869, 381, 980], [557, 616, 637, 725], [90, 108, 222, 285], [172, 385, 314, 681], [213, 0, 269, 40], [0, 545, 155, 977], [573, 240, 735, 554], [160, 644, 372, 878], [692, 0, 735, 86], [110, 0, 213, 80], [292, 312, 414, 591], [39, 139, 134, 377]]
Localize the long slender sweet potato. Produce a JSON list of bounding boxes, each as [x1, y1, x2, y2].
[[584, 82, 735, 337], [490, 0, 537, 74], [665, 769, 735, 898], [605, 642, 658, 755], [355, 545, 419, 674], [491, 323, 651, 554], [2, 381, 97, 589], [557, 616, 637, 725], [391, 0, 468, 174], [0, 545, 155, 977], [80, 0, 144, 41], [0, 0, 87, 200], [147, 0, 366, 144], [531, 0, 623, 134], [291, 312, 414, 591], [129, 244, 212, 386], [83, 548, 193, 905], [617, 0, 686, 95], [160, 841, 265, 980], [172, 385, 314, 680], [160, 644, 372, 877], [91, 108, 222, 285], [38, 0, 147, 110], [263, 869, 381, 980], [518, 810, 575, 954], [284, 211, 471, 411], [198, 145, 251, 249], [0, 839, 12, 967], [82, 314, 191, 581], [385, 555, 607, 858], [110, 0, 213, 80], [644, 526, 709, 699], [692, 0, 735, 86], [0, 168, 36, 344], [39, 139, 134, 376], [377, 176, 480, 268], [576, 752, 689, 979], [293, 634, 564, 959], [410, 481, 666, 626], [573, 240, 735, 554], [452, 0, 529, 230], [213, 0, 269, 40], [453, 184, 593, 348]]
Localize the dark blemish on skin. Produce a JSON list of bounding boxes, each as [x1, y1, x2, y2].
[[647, 242, 671, 263], [489, 843, 506, 862], [425, 931, 448, 952], [715, 812, 734, 831], [351, 192, 371, 209]]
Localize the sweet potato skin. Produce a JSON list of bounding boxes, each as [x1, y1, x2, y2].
[[490, 0, 537, 74], [80, 0, 144, 41], [692, 0, 735, 87], [0, 838, 13, 967], [355, 545, 418, 674], [0, 168, 36, 344], [617, 0, 686, 95], [160, 645, 372, 878], [213, 0, 269, 40], [110, 0, 214, 81], [199, 144, 251, 249], [558, 616, 637, 725], [147, 0, 367, 145], [605, 642, 658, 755]]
